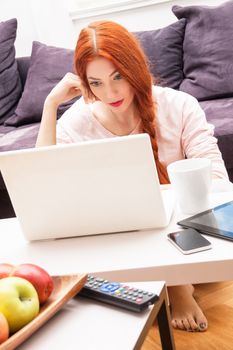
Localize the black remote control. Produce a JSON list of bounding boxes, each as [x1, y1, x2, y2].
[[78, 275, 159, 312]]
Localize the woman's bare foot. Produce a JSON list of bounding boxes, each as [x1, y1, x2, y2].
[[168, 284, 208, 332]]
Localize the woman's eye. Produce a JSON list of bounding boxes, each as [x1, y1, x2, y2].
[[114, 73, 122, 81], [89, 81, 101, 87]]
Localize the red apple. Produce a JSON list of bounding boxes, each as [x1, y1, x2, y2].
[[0, 312, 9, 344], [0, 263, 54, 304], [10, 264, 54, 305], [0, 263, 14, 278]]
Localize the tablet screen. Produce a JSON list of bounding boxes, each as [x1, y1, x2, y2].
[[178, 201, 233, 241]]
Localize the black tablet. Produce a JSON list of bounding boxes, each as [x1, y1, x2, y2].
[[178, 201, 233, 242]]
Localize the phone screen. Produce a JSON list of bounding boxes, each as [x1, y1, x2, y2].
[[167, 228, 212, 254]]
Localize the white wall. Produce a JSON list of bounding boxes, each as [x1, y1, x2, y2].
[[0, 0, 77, 56], [0, 0, 226, 56], [70, 0, 225, 33], [0, 0, 37, 56]]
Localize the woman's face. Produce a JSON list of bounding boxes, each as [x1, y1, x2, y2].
[[86, 57, 135, 113]]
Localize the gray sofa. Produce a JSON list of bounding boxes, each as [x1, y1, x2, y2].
[[1, 1, 233, 218]]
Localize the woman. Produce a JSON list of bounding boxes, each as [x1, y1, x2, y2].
[[36, 20, 228, 332]]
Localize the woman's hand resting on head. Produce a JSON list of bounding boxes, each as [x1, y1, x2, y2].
[[36, 72, 92, 147], [45, 73, 90, 108]]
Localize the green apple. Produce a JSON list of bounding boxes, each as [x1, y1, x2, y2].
[[0, 277, 39, 333]]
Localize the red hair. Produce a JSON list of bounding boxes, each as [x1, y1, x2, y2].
[[74, 20, 169, 184]]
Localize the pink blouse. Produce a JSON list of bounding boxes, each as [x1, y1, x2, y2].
[[57, 85, 228, 179]]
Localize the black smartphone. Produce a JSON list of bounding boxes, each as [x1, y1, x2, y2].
[[167, 228, 212, 254]]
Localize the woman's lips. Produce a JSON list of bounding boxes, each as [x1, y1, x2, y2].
[[109, 99, 124, 107]]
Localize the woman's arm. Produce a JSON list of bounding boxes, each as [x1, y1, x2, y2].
[[181, 94, 228, 180], [36, 99, 58, 147], [36, 73, 87, 147]]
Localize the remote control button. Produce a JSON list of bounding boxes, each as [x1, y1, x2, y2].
[[114, 290, 121, 295], [122, 288, 129, 293], [136, 298, 143, 303], [100, 282, 120, 293], [96, 278, 104, 282]]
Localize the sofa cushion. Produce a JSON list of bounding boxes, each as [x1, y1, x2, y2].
[[200, 97, 233, 169], [5, 41, 79, 127], [173, 1, 233, 101], [16, 56, 31, 87], [0, 124, 15, 135], [0, 18, 22, 124], [0, 123, 40, 152], [0, 123, 40, 190], [134, 19, 186, 89]]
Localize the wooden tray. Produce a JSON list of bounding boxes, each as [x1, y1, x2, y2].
[[0, 273, 87, 350]]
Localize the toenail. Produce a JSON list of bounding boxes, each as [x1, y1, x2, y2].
[[199, 323, 207, 329]]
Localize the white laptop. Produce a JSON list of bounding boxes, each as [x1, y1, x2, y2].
[[0, 134, 174, 241]]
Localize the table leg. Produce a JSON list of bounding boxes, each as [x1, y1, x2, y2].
[[134, 284, 176, 350], [157, 286, 176, 350]]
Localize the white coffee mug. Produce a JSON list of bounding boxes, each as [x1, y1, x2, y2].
[[167, 158, 212, 215]]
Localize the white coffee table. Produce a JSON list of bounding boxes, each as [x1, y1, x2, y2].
[[14, 281, 175, 350], [1, 180, 232, 349], [1, 183, 233, 286]]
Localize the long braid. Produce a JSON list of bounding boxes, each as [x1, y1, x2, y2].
[[134, 99, 170, 184]]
